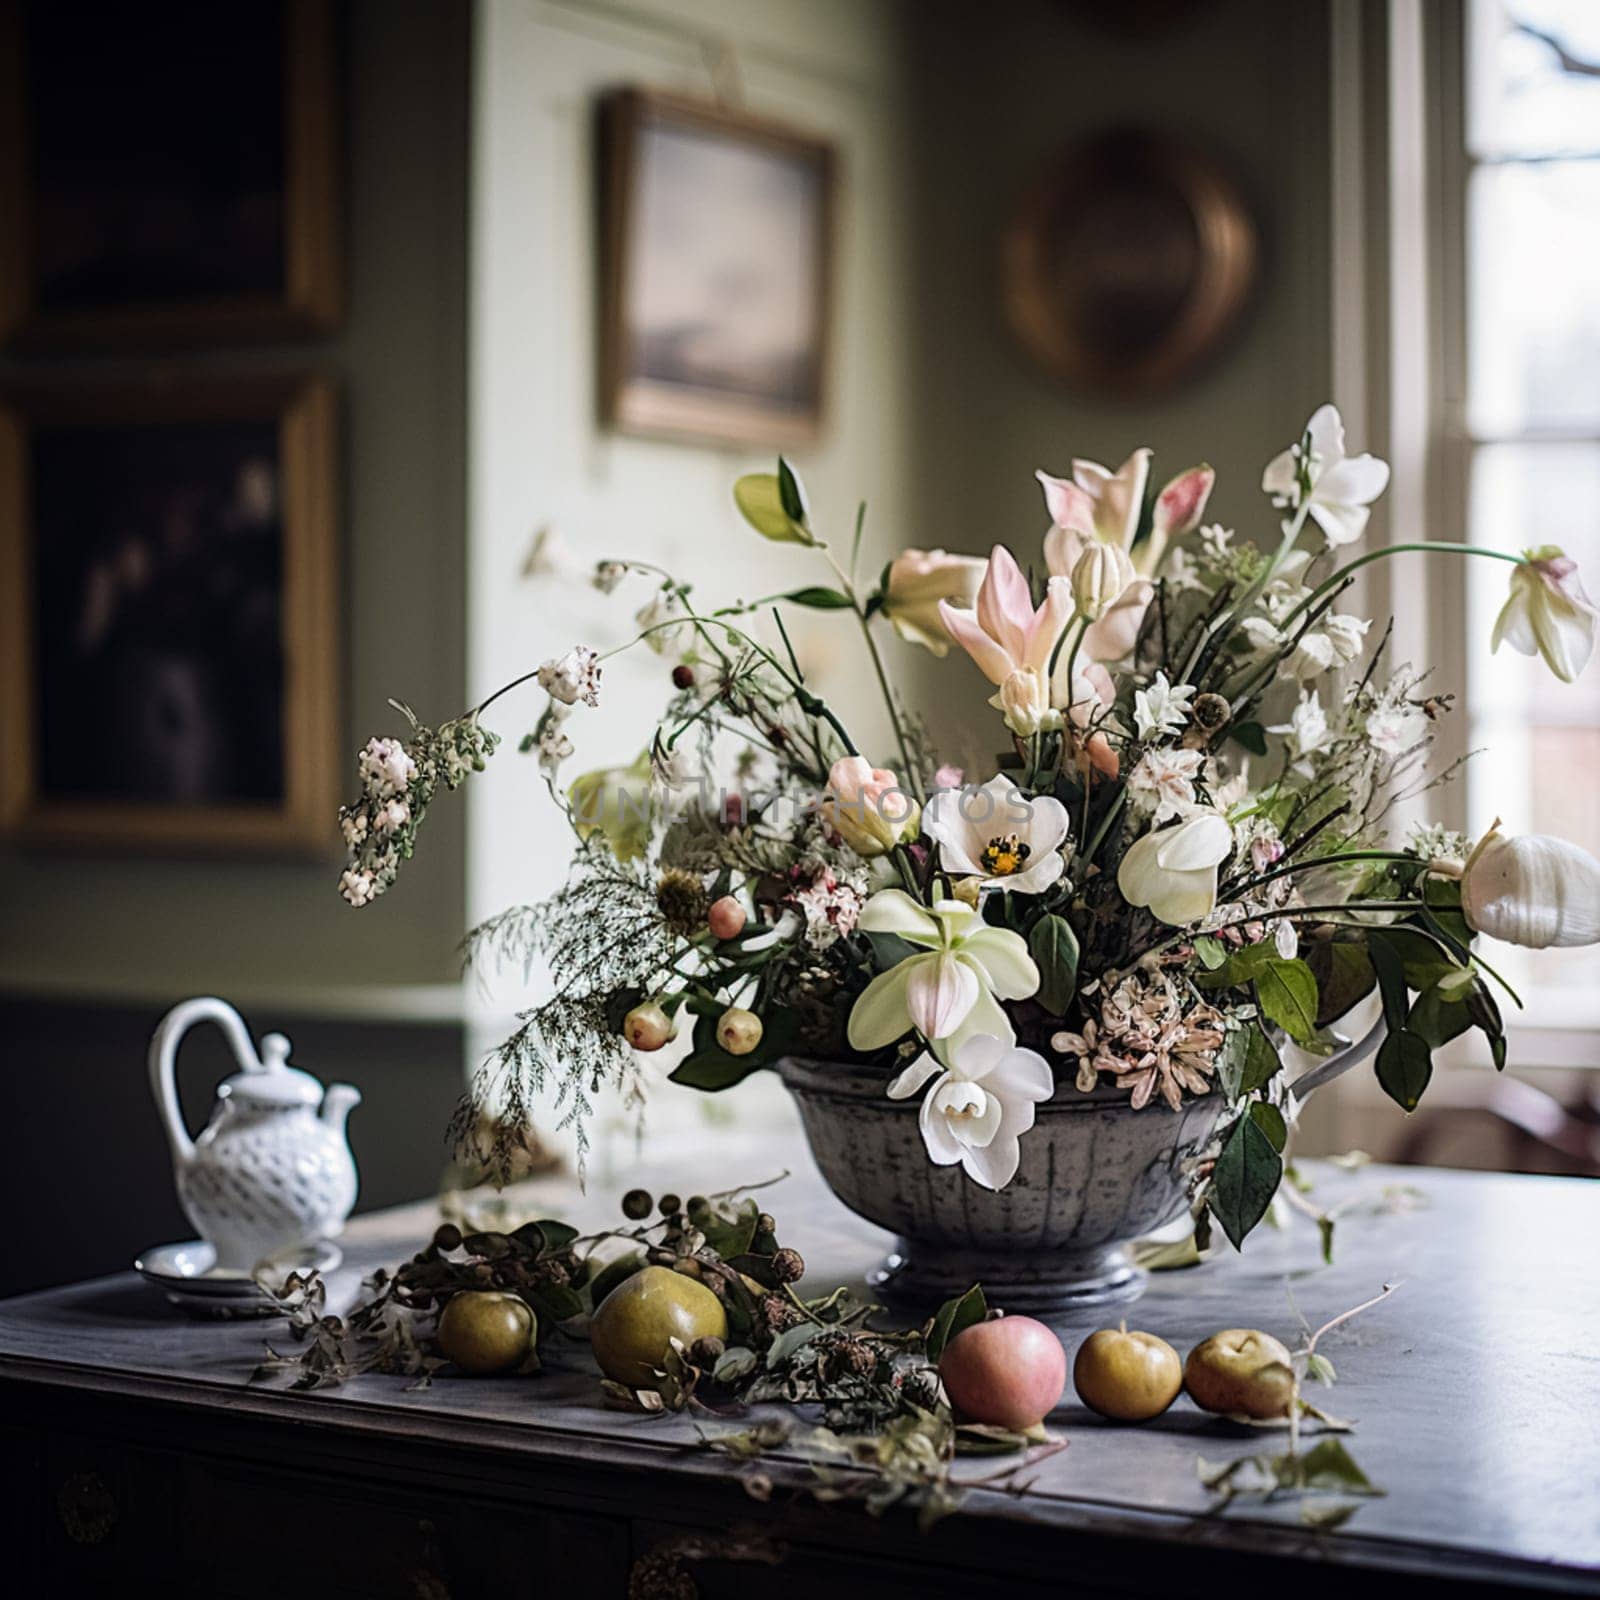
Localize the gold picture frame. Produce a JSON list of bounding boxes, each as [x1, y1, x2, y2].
[[1001, 128, 1257, 399], [0, 375, 340, 854], [0, 0, 341, 351], [599, 89, 835, 450]]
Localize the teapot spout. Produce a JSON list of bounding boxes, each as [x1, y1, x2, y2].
[[320, 1083, 362, 1132]]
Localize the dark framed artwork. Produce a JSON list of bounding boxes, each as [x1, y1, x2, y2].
[[1001, 128, 1258, 398], [599, 89, 835, 449], [0, 0, 341, 351], [0, 376, 339, 853]]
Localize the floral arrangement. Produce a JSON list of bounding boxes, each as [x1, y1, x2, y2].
[[339, 404, 1600, 1248]]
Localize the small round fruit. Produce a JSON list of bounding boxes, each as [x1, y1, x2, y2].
[[939, 1315, 1066, 1429], [623, 1001, 673, 1051], [432, 1222, 462, 1251], [621, 1188, 653, 1221], [671, 663, 695, 690], [1184, 1328, 1296, 1419], [589, 1265, 728, 1387], [716, 1006, 763, 1056], [1073, 1323, 1182, 1421], [436, 1291, 537, 1375], [707, 896, 746, 940]]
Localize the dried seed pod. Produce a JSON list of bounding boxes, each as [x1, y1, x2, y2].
[[770, 1247, 805, 1284], [689, 1335, 725, 1368], [761, 1294, 805, 1334], [1190, 692, 1231, 734], [755, 1213, 777, 1238]]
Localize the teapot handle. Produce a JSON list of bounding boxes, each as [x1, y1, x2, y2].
[[1287, 1013, 1387, 1101], [147, 997, 265, 1166]]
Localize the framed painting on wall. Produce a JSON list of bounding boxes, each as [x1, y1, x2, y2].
[[0, 376, 340, 854], [599, 89, 835, 450], [0, 0, 341, 351]]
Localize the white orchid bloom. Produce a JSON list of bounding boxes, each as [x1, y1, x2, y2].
[[1127, 747, 1205, 824], [1458, 823, 1600, 949], [1491, 546, 1597, 684], [1133, 671, 1195, 741], [887, 1034, 1054, 1191], [847, 890, 1039, 1052], [1261, 404, 1390, 548], [880, 548, 988, 657], [923, 775, 1070, 895], [1117, 812, 1234, 926]]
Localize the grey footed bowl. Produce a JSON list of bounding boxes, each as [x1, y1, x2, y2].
[[778, 1055, 1225, 1312]]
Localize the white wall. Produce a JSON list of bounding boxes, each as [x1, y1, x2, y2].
[[465, 0, 917, 1169]]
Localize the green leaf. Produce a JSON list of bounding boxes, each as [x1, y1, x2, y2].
[[1375, 1029, 1433, 1111], [692, 1197, 760, 1260], [1028, 914, 1080, 1016], [1366, 932, 1411, 1034], [1255, 958, 1320, 1043], [534, 1219, 579, 1252], [1306, 942, 1377, 1026], [1208, 1113, 1283, 1250], [780, 585, 852, 610], [1370, 926, 1453, 991], [1408, 984, 1472, 1048], [1305, 1352, 1337, 1387], [765, 1320, 827, 1369], [1250, 1102, 1288, 1152], [1467, 985, 1507, 1069], [1231, 720, 1269, 756], [1239, 1026, 1283, 1095], [1299, 1437, 1381, 1494], [1193, 934, 1228, 970], [925, 1284, 987, 1361], [776, 456, 809, 523], [713, 1346, 758, 1384], [733, 474, 811, 544], [525, 1281, 584, 1325]]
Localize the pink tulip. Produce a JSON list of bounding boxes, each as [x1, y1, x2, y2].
[[1142, 464, 1215, 575]]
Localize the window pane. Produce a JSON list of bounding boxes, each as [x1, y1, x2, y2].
[[1468, 162, 1600, 432], [1470, 0, 1600, 160]]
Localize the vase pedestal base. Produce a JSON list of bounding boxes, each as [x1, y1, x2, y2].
[[867, 1240, 1147, 1315]]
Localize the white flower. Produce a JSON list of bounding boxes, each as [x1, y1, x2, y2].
[[1133, 671, 1195, 741], [1199, 523, 1234, 559], [592, 560, 628, 594], [922, 775, 1070, 895], [340, 808, 369, 847], [1289, 613, 1370, 680], [1117, 811, 1235, 926], [996, 666, 1059, 737], [1212, 767, 1251, 812], [1164, 547, 1202, 592], [1261, 403, 1390, 548], [886, 1034, 1054, 1191], [1491, 546, 1597, 684], [1127, 747, 1205, 823], [847, 890, 1039, 1054], [1460, 824, 1600, 949], [358, 737, 416, 798], [1269, 689, 1330, 772], [373, 798, 411, 834], [1366, 703, 1427, 756], [537, 645, 602, 707], [635, 587, 691, 656], [339, 868, 378, 908], [880, 548, 988, 656]]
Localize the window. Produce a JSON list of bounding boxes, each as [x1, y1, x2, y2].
[[1457, 0, 1600, 1015]]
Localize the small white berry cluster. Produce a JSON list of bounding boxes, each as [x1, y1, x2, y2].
[[338, 716, 499, 906]]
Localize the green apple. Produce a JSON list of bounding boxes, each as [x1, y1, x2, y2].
[[436, 1290, 537, 1375], [1072, 1323, 1182, 1421], [589, 1265, 727, 1387], [1184, 1328, 1295, 1419]]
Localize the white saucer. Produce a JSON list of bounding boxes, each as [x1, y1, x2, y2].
[[134, 1238, 342, 1316]]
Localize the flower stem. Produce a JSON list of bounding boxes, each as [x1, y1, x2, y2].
[[1279, 543, 1524, 632]]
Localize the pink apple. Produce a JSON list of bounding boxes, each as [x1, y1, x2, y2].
[[939, 1314, 1066, 1429]]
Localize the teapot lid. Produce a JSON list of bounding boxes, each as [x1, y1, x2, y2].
[[219, 1033, 323, 1108]]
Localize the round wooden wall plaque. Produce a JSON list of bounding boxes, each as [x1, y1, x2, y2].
[[1000, 128, 1258, 398]]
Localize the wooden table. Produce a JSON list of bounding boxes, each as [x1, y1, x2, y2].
[[3, 1156, 1598, 1598]]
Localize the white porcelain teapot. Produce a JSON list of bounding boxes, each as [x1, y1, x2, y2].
[[148, 997, 361, 1272]]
